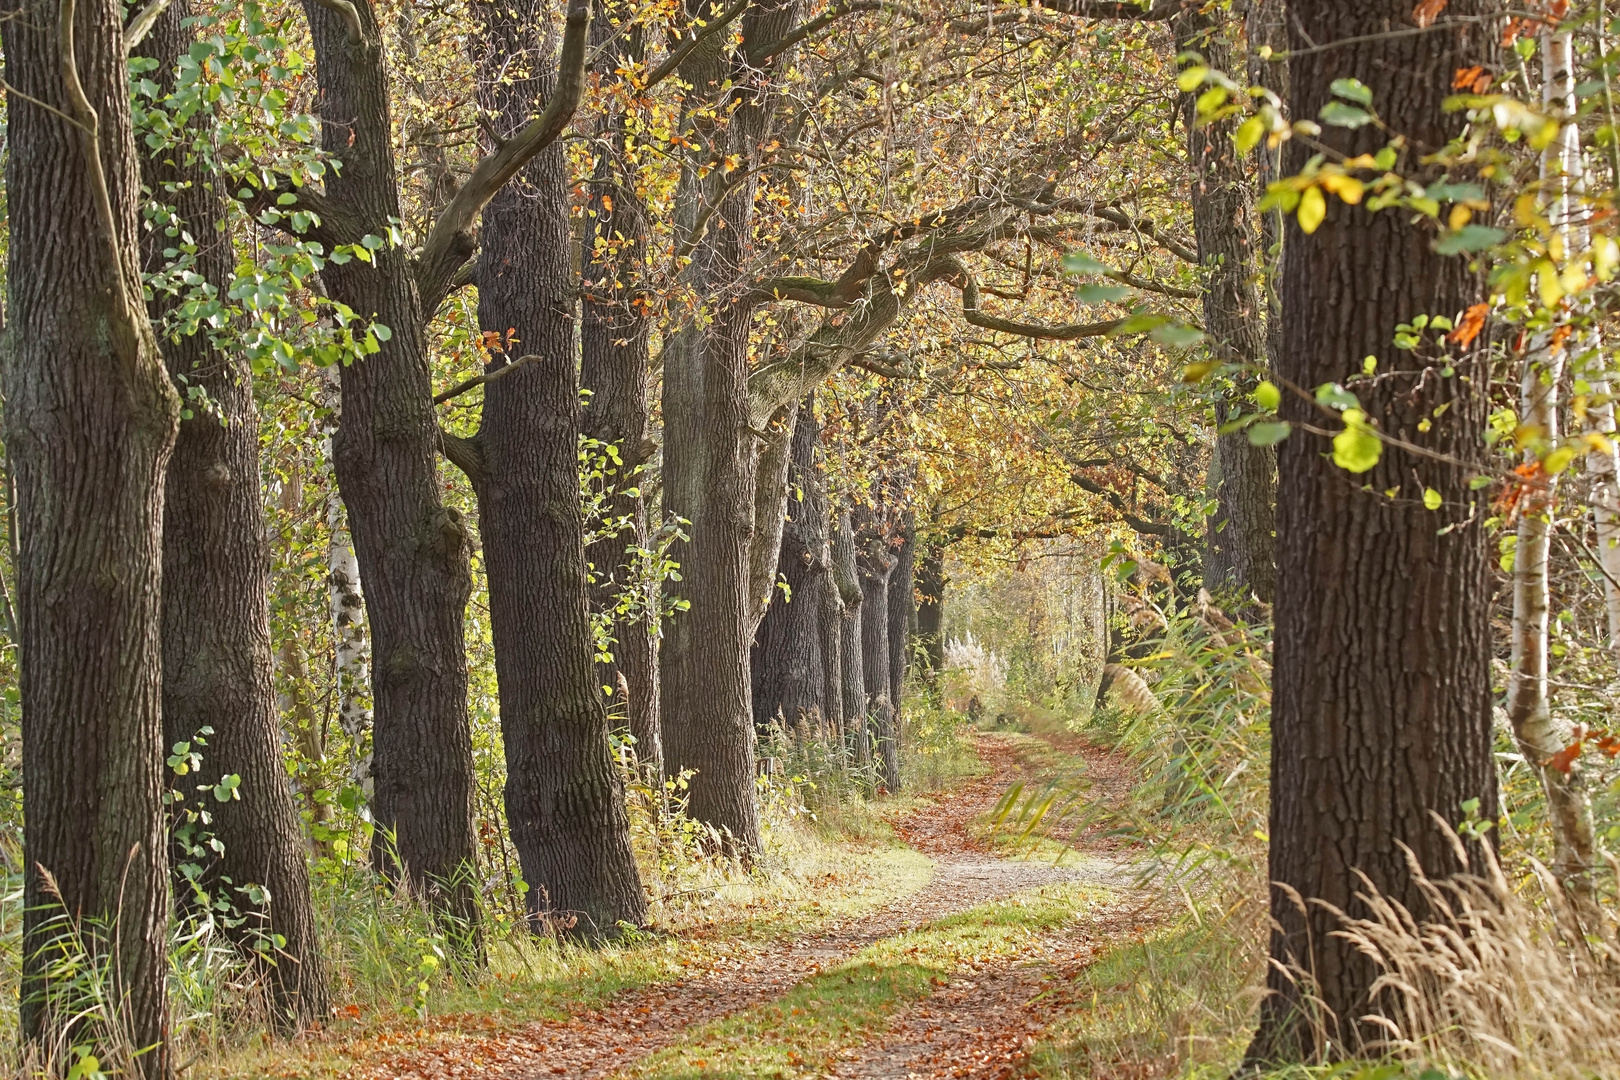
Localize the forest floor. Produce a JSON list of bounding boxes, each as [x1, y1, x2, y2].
[[233, 729, 1161, 1080]]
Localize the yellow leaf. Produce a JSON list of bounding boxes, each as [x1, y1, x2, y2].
[[1177, 65, 1208, 92], [1182, 361, 1218, 383], [1298, 185, 1327, 234], [1584, 432, 1614, 455], [1545, 445, 1576, 475], [1448, 203, 1473, 230], [1320, 173, 1365, 205], [1423, 488, 1442, 510], [1236, 114, 1265, 154]]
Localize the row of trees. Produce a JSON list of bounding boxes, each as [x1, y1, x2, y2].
[[9, 0, 1599, 1071]]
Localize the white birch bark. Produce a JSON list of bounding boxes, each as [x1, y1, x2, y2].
[[1508, 30, 1598, 918], [321, 364, 374, 798]]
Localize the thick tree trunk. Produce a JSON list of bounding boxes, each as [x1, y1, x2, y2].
[[660, 0, 802, 856], [581, 2, 660, 777], [302, 0, 480, 938], [886, 516, 916, 719], [856, 514, 899, 792], [915, 539, 946, 678], [752, 403, 830, 734], [1249, 1, 1498, 1062], [4, 0, 181, 1069], [1176, 10, 1275, 604], [833, 511, 868, 769], [458, 0, 647, 937], [139, 0, 328, 1027]]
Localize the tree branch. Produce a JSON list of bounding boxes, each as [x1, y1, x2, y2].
[[123, 0, 175, 53], [433, 353, 544, 405], [438, 428, 486, 485], [1067, 471, 1173, 537], [1032, 0, 1182, 19], [309, 0, 366, 44], [238, 175, 366, 249], [1090, 205, 1199, 264], [947, 259, 1124, 341], [643, 0, 752, 90], [415, 0, 590, 313]]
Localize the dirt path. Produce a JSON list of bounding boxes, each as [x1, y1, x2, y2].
[[358, 733, 1133, 1080]]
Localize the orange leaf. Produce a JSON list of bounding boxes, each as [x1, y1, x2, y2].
[[1413, 0, 1448, 27], [1448, 302, 1489, 347], [1548, 740, 1583, 774], [1451, 65, 1492, 93], [1550, 324, 1573, 354]]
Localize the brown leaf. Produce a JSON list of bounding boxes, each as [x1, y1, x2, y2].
[[1413, 0, 1448, 28]]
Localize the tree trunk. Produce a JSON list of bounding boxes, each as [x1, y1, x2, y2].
[[4, 0, 181, 1068], [321, 366, 373, 797], [581, 1, 660, 777], [660, 0, 803, 856], [857, 514, 899, 792], [887, 515, 916, 719], [139, 0, 328, 1027], [833, 510, 868, 769], [1505, 29, 1599, 921], [456, 0, 647, 937], [1176, 9, 1276, 604], [1249, 1, 1498, 1062], [915, 539, 946, 678], [301, 0, 480, 939], [752, 403, 829, 734]]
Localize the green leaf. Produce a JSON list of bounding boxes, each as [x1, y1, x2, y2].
[[1319, 101, 1373, 129], [1247, 421, 1292, 446], [1149, 322, 1206, 348], [1423, 488, 1442, 510], [1077, 283, 1135, 304], [1433, 225, 1506, 255], [1253, 380, 1281, 411], [1333, 409, 1382, 473], [1330, 77, 1373, 106], [1061, 252, 1109, 275], [1315, 383, 1360, 411], [1176, 65, 1209, 92]]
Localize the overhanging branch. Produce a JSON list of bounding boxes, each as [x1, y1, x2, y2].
[[415, 0, 590, 313]]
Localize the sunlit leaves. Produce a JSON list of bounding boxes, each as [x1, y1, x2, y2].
[[1333, 409, 1383, 473]]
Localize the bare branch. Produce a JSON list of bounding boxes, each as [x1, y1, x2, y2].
[[123, 0, 175, 53], [438, 428, 486, 484], [416, 0, 591, 313], [946, 259, 1123, 341], [433, 353, 545, 405], [237, 175, 366, 249], [1090, 205, 1199, 264], [309, 0, 366, 44]]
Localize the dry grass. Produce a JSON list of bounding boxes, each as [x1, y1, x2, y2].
[[1329, 839, 1620, 1079]]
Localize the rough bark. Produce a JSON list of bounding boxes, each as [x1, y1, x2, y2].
[[833, 510, 868, 769], [1175, 8, 1275, 604], [751, 402, 830, 735], [456, 0, 647, 937], [856, 513, 899, 793], [887, 515, 916, 717], [321, 366, 373, 797], [915, 539, 946, 677], [4, 0, 181, 1068], [581, 0, 660, 777], [660, 0, 803, 856], [1249, 1, 1499, 1062], [299, 0, 480, 937], [139, 0, 328, 1027]]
